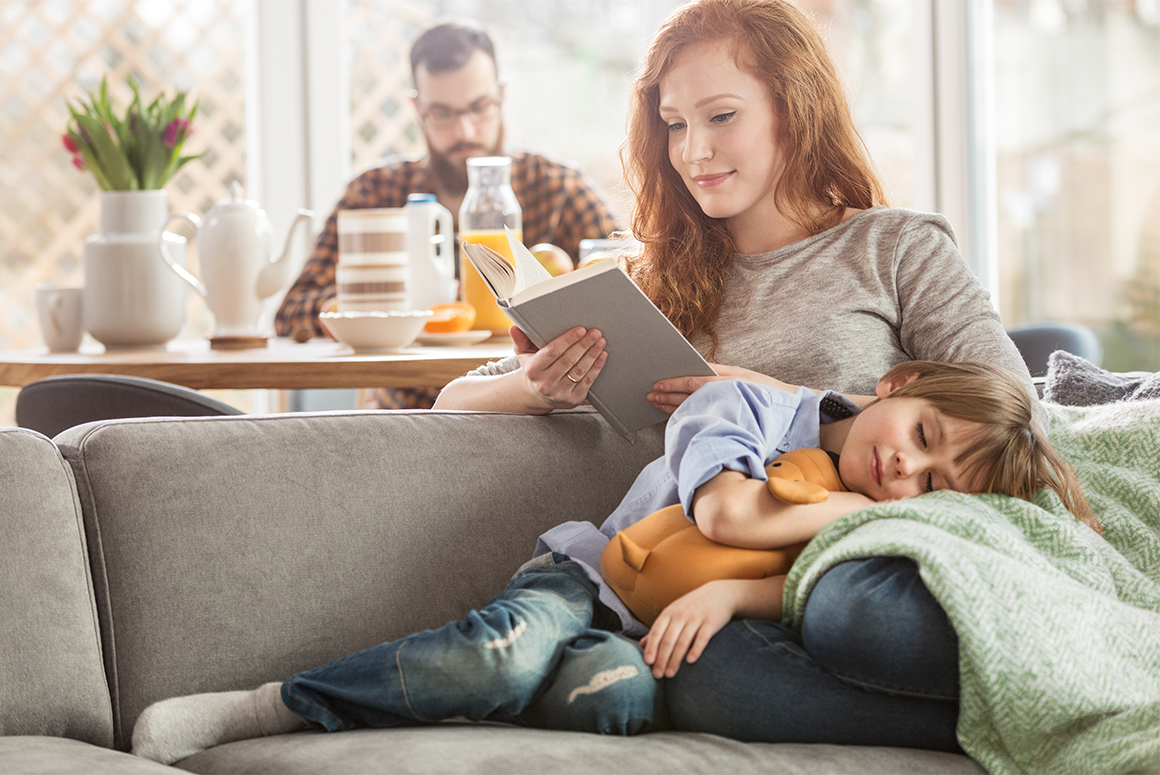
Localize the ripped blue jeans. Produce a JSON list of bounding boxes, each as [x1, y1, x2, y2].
[[282, 553, 669, 735]]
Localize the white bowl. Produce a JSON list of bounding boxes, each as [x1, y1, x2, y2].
[[319, 310, 433, 353]]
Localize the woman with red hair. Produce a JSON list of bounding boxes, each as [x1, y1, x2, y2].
[[435, 0, 1027, 417]]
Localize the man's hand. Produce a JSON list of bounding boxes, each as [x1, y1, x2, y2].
[[512, 325, 607, 412]]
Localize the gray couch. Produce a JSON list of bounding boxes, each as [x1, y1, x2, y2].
[[1, 408, 983, 774]]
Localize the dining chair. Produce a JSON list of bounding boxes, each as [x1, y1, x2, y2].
[[1006, 322, 1103, 378], [16, 373, 243, 438]]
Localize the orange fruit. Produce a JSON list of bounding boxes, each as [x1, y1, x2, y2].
[[424, 301, 476, 333]]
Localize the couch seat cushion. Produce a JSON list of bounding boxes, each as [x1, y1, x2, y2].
[[0, 737, 178, 774], [177, 725, 983, 774]]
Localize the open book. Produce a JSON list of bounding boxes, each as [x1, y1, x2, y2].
[[462, 228, 715, 437]]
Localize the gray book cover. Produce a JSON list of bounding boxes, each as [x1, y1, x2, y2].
[[501, 261, 715, 437]]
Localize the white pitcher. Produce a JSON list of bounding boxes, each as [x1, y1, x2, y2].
[[405, 193, 456, 310], [159, 182, 314, 338]]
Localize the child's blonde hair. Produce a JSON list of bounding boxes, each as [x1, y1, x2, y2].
[[879, 360, 1100, 533]]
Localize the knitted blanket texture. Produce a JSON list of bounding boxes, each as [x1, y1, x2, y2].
[[783, 399, 1160, 775]]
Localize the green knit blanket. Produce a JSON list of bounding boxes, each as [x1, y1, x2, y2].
[[783, 398, 1160, 774]]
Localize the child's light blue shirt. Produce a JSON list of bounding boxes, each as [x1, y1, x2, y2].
[[534, 380, 860, 637]]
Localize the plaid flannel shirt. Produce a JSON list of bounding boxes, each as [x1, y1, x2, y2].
[[275, 151, 620, 409]]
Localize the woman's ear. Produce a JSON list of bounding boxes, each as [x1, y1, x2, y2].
[[875, 370, 920, 399]]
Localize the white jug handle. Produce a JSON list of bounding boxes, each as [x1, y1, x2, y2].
[[430, 206, 454, 281], [158, 213, 208, 299]]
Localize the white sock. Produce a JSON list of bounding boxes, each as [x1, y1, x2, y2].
[[131, 682, 310, 764]]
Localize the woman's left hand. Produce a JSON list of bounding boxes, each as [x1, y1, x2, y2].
[[648, 364, 803, 414]]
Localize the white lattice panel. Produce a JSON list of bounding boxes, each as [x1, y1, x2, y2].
[[347, 0, 430, 169], [0, 0, 249, 422]]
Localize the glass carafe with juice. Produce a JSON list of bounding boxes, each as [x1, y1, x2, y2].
[[459, 156, 522, 334]]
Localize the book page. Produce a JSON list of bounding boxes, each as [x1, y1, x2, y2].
[[505, 226, 553, 294], [461, 228, 555, 302], [461, 243, 516, 300], [511, 256, 618, 306]]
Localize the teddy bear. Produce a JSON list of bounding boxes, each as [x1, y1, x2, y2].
[[599, 448, 846, 626]]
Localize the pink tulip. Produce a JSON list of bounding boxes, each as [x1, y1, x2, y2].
[[62, 133, 79, 153], [72, 155, 85, 170], [163, 117, 190, 147]]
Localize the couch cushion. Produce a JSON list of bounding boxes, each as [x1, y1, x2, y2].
[[56, 409, 663, 751], [0, 736, 178, 774], [0, 428, 113, 747], [177, 725, 983, 774]]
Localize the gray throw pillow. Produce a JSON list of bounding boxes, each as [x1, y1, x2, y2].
[[1043, 350, 1157, 406], [1131, 372, 1160, 401]]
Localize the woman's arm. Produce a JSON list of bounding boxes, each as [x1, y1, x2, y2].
[[894, 214, 1034, 393], [640, 575, 786, 678], [649, 364, 875, 415], [433, 326, 607, 413], [691, 469, 876, 549]]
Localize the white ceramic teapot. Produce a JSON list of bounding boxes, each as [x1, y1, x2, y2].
[[158, 181, 314, 339]]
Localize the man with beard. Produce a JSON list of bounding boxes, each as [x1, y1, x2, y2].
[[275, 18, 620, 409]]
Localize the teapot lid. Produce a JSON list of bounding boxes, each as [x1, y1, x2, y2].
[[211, 180, 262, 214]]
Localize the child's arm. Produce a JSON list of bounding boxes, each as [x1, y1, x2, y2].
[[692, 469, 876, 549], [641, 575, 786, 678], [639, 473, 875, 678]]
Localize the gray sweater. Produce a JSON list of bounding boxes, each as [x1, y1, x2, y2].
[[467, 207, 1032, 396]]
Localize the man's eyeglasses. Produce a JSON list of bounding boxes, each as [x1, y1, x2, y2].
[[412, 93, 501, 130]]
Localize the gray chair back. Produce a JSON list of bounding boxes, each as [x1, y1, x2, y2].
[[16, 374, 243, 438], [1007, 322, 1102, 378]]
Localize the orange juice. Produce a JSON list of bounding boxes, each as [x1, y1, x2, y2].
[[460, 229, 522, 334]]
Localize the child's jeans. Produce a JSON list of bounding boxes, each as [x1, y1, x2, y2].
[[666, 556, 962, 751], [283, 554, 960, 749], [282, 552, 669, 735]]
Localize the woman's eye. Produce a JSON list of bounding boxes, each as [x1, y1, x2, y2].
[[925, 473, 934, 493], [710, 111, 736, 124], [666, 121, 686, 133], [917, 423, 927, 448]]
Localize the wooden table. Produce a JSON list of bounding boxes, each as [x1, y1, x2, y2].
[[0, 337, 515, 391]]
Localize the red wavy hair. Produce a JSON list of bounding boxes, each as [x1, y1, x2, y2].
[[620, 0, 887, 356]]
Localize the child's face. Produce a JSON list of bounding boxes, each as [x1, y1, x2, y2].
[[838, 396, 981, 501]]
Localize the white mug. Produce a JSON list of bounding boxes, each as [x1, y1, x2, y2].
[[337, 208, 409, 312], [35, 284, 84, 352]]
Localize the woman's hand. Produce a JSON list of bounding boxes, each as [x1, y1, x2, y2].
[[512, 325, 608, 412], [648, 364, 804, 414]]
